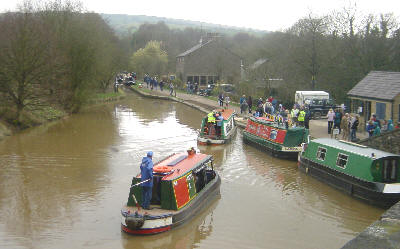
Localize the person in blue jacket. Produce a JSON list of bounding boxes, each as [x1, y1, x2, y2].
[[387, 119, 394, 131], [140, 151, 154, 210]]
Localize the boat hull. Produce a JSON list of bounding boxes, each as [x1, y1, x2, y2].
[[298, 156, 400, 208], [243, 130, 301, 160], [197, 126, 236, 145], [121, 173, 221, 235]]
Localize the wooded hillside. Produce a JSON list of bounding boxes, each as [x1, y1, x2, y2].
[[123, 9, 400, 104]]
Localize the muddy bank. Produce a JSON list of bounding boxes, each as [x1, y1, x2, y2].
[[0, 121, 11, 141]]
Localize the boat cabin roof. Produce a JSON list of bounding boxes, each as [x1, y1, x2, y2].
[[311, 138, 399, 159], [155, 153, 212, 180], [212, 108, 235, 120]]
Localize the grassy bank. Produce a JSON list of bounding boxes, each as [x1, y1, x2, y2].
[[0, 89, 125, 139], [88, 89, 125, 103]]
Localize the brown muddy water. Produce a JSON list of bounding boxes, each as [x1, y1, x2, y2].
[[0, 93, 383, 249]]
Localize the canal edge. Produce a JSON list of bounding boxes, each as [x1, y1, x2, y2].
[[342, 201, 400, 248], [128, 86, 248, 129]]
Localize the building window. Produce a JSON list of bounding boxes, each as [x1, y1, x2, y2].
[[336, 153, 348, 168], [376, 102, 386, 120], [316, 147, 327, 161], [200, 76, 206, 85]]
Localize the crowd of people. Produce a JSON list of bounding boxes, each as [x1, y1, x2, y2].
[[366, 113, 399, 138], [237, 95, 312, 129], [143, 74, 175, 96], [326, 108, 400, 141], [326, 109, 360, 141], [186, 82, 199, 94]]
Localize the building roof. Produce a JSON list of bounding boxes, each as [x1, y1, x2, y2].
[[177, 40, 212, 57], [347, 71, 400, 101]]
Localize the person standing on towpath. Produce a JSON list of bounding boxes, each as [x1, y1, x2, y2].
[[140, 151, 154, 210]]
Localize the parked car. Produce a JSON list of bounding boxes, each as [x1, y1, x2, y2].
[[199, 84, 215, 96], [125, 80, 136, 86], [307, 99, 339, 119], [219, 84, 235, 94]]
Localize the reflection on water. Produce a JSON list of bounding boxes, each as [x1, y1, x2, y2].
[[0, 93, 383, 249], [121, 198, 218, 249]]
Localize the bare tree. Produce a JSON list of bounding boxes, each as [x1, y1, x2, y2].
[[288, 13, 328, 89], [0, 11, 52, 123]]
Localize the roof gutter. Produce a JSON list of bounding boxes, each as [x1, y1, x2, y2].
[[347, 94, 394, 103]]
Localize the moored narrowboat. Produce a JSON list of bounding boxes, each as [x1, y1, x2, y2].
[[243, 116, 309, 160], [298, 138, 400, 208], [121, 150, 221, 235], [197, 109, 236, 145]]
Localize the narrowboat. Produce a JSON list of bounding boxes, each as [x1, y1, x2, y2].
[[121, 150, 221, 235], [242, 116, 309, 160], [197, 109, 236, 145], [298, 138, 400, 208]]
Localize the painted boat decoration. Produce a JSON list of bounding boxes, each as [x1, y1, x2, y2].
[[197, 109, 236, 145], [121, 151, 221, 235], [243, 116, 309, 159], [298, 138, 400, 208]]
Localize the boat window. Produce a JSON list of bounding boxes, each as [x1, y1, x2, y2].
[[316, 147, 327, 161], [393, 160, 398, 180], [336, 153, 348, 168], [194, 169, 206, 193], [382, 159, 398, 183], [270, 129, 278, 140]]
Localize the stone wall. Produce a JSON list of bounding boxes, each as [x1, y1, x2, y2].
[[358, 129, 400, 154], [342, 201, 400, 249]]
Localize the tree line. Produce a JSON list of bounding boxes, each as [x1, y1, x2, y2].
[[1, 1, 399, 126], [128, 6, 400, 104], [0, 0, 126, 125]]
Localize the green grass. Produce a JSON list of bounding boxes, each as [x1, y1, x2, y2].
[[92, 91, 123, 100], [31, 106, 66, 121]]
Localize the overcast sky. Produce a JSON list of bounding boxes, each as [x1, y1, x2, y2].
[[1, 0, 400, 31]]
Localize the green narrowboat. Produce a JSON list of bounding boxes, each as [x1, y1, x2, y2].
[[121, 150, 221, 235], [243, 116, 309, 160], [197, 109, 236, 145], [299, 138, 400, 208]]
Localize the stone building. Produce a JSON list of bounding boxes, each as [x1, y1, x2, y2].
[[176, 33, 241, 86], [348, 71, 400, 123]]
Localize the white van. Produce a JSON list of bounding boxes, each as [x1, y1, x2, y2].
[[295, 91, 329, 106]]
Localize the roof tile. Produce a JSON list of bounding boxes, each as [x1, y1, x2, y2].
[[347, 71, 400, 100]]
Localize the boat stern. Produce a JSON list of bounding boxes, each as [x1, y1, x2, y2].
[[197, 136, 226, 145], [121, 210, 173, 235]]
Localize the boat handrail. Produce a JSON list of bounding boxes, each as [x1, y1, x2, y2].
[[253, 117, 286, 129], [338, 140, 368, 148]]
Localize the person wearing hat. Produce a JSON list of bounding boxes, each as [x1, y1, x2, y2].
[[140, 151, 154, 210]]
